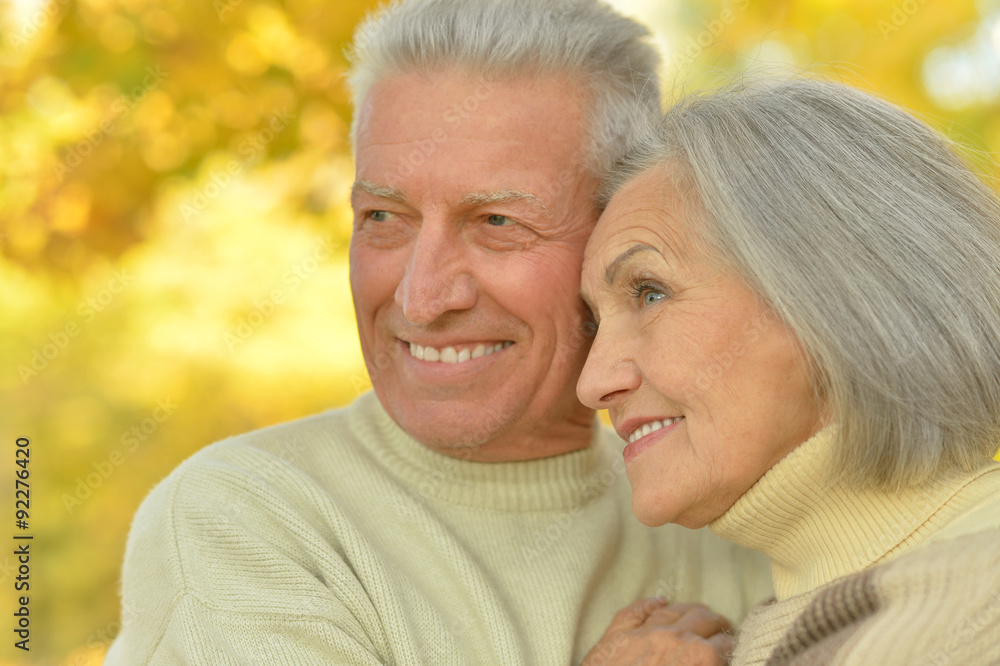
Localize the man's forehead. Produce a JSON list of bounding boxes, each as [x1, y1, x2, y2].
[[356, 71, 589, 150], [352, 70, 597, 219]]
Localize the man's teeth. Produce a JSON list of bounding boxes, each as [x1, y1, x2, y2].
[[409, 341, 512, 364], [628, 417, 683, 444]]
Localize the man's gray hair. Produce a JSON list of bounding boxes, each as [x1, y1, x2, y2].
[[347, 0, 662, 178], [607, 78, 1000, 488]]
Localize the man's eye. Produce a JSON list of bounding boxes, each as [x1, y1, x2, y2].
[[369, 210, 391, 222], [486, 214, 514, 226], [580, 304, 600, 338]]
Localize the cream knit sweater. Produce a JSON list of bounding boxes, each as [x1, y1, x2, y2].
[[106, 392, 772, 665], [711, 428, 1000, 665]]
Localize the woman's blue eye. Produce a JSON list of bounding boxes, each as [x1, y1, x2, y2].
[[624, 276, 671, 309], [487, 214, 513, 226], [642, 290, 665, 306]]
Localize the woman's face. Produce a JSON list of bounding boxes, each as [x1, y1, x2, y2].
[[577, 167, 824, 528]]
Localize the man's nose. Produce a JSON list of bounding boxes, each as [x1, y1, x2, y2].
[[394, 223, 477, 324], [577, 324, 640, 409]]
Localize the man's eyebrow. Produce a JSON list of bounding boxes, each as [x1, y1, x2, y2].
[[604, 244, 657, 285], [352, 180, 407, 204], [459, 190, 550, 214]]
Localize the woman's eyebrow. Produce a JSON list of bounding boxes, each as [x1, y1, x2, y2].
[[604, 243, 657, 285]]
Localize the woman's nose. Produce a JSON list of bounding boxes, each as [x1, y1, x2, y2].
[[577, 324, 641, 408]]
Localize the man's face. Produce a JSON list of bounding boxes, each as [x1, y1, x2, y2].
[[350, 71, 599, 461]]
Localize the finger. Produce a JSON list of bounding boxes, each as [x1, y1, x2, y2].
[[706, 630, 736, 661], [604, 596, 670, 633], [645, 604, 733, 638], [643, 602, 700, 623]]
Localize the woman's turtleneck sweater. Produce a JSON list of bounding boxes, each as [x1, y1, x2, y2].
[[711, 428, 1000, 665]]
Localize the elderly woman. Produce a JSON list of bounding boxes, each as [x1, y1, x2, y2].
[[578, 79, 1000, 665]]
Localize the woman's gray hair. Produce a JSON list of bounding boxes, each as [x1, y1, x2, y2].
[[607, 78, 1000, 488], [347, 0, 661, 178]]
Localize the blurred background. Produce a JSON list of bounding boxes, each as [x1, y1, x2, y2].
[[1, 0, 999, 663]]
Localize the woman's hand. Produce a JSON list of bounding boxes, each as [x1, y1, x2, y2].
[[582, 597, 734, 666]]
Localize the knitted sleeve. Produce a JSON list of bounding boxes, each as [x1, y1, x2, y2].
[[765, 529, 1000, 666], [104, 444, 413, 665]]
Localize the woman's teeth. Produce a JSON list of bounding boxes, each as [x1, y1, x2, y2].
[[409, 341, 512, 364], [628, 417, 683, 444]]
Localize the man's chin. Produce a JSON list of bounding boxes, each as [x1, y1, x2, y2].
[[394, 417, 503, 459], [376, 390, 515, 456]]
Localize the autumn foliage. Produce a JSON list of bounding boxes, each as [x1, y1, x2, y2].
[[1, 0, 998, 663]]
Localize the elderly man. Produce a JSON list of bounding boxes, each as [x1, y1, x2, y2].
[[106, 1, 771, 664]]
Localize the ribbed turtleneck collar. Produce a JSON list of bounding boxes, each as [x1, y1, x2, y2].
[[710, 427, 1000, 600], [346, 392, 617, 512]]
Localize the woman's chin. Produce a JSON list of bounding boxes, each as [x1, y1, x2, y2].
[[630, 493, 716, 529], [632, 496, 677, 527]]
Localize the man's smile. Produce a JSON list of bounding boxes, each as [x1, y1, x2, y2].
[[406, 340, 514, 363]]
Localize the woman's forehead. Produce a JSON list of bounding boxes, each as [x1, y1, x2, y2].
[[587, 172, 704, 265]]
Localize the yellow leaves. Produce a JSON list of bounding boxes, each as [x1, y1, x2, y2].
[[133, 89, 173, 132], [50, 395, 112, 452], [139, 8, 179, 44], [139, 131, 189, 171], [226, 32, 269, 76], [221, 3, 335, 85], [813, 13, 866, 60], [25, 76, 82, 133], [4, 0, 999, 664], [4, 213, 49, 258], [209, 88, 261, 129], [646, 0, 999, 159], [134, 90, 191, 171], [299, 100, 347, 151], [49, 183, 92, 235], [98, 13, 137, 53], [245, 3, 296, 56]]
